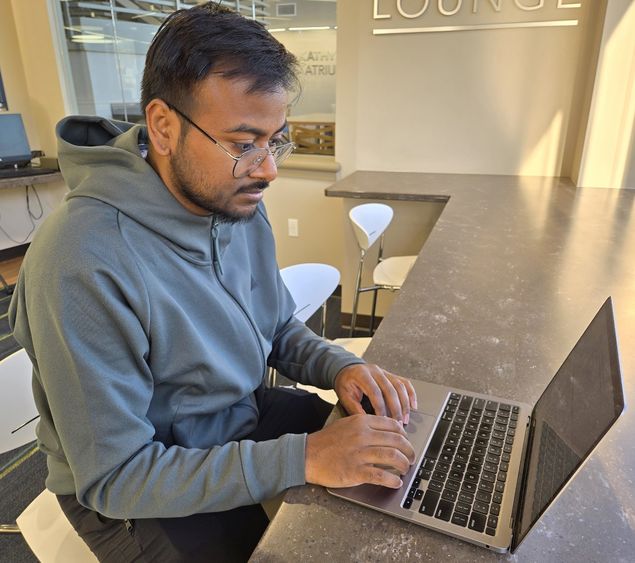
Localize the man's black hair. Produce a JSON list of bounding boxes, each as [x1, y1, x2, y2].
[[141, 2, 299, 115]]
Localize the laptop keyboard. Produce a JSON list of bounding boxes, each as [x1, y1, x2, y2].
[[402, 393, 520, 537]]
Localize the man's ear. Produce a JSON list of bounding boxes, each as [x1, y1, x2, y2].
[[145, 99, 179, 156]]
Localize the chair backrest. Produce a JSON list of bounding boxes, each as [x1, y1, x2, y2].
[[349, 203, 394, 251], [280, 263, 340, 323], [16, 489, 98, 562], [0, 348, 38, 454]]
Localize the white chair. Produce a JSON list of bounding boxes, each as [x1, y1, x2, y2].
[[348, 203, 417, 336], [280, 263, 340, 334], [279, 263, 371, 403], [0, 348, 97, 562]]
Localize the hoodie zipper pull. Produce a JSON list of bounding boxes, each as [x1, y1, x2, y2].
[[210, 217, 224, 276]]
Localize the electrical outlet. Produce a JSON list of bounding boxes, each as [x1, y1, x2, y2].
[[288, 218, 299, 237]]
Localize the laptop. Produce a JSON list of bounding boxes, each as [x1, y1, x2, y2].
[[328, 297, 625, 553], [0, 113, 57, 178]]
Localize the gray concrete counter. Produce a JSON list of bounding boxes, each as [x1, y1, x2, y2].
[[252, 171, 635, 562]]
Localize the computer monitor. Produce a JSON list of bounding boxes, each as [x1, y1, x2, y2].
[[0, 113, 32, 168]]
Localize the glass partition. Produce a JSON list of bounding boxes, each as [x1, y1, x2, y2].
[[55, 0, 336, 153]]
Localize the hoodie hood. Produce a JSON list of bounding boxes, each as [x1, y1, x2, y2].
[[56, 115, 214, 262]]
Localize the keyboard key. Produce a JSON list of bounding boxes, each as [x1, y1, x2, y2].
[[403, 497, 413, 509], [510, 413, 519, 421], [467, 463, 481, 473], [436, 461, 450, 472], [493, 492, 503, 504], [442, 489, 457, 502], [473, 445, 486, 456], [435, 499, 455, 521], [415, 489, 424, 500], [462, 481, 477, 493], [479, 481, 494, 493], [501, 453, 511, 463], [492, 430, 505, 439], [455, 453, 469, 463], [419, 490, 440, 516], [512, 405, 520, 413], [485, 401, 498, 412], [470, 454, 484, 465], [440, 453, 453, 463], [422, 458, 435, 470], [505, 436, 514, 445], [486, 453, 500, 464], [432, 470, 447, 482], [486, 527, 496, 536], [476, 490, 492, 503], [445, 479, 460, 492], [449, 393, 461, 400], [449, 469, 464, 481], [459, 396, 474, 410], [441, 412, 453, 421], [428, 480, 443, 493], [503, 445, 513, 454], [481, 471, 496, 483], [488, 445, 502, 456], [465, 472, 479, 483], [499, 462, 509, 472], [419, 469, 432, 480], [497, 472, 507, 482], [408, 487, 417, 498], [468, 512, 487, 532], [484, 461, 498, 473], [495, 482, 505, 493], [458, 491, 474, 504], [490, 503, 501, 516], [487, 515, 499, 528], [473, 398, 485, 410], [451, 512, 468, 527], [490, 438, 503, 448], [499, 403, 511, 412], [455, 501, 471, 515], [473, 500, 489, 514], [425, 420, 450, 460]]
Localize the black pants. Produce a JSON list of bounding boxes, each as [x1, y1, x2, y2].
[[57, 386, 333, 563]]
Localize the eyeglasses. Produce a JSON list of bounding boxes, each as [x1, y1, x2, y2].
[[166, 102, 295, 178]]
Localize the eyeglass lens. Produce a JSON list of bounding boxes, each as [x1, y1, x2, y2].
[[234, 143, 295, 178]]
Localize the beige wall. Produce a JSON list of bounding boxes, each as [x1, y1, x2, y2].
[[576, 0, 635, 188], [0, 0, 68, 251], [336, 1, 596, 178]]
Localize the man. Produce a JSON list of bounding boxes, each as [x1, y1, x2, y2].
[[9, 4, 416, 562]]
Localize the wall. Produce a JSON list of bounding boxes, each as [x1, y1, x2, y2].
[[336, 0, 596, 178], [575, 0, 635, 188], [0, 0, 68, 252]]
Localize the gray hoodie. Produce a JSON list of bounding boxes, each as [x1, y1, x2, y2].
[[9, 116, 362, 519]]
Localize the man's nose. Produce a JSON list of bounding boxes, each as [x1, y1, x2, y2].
[[249, 153, 278, 182]]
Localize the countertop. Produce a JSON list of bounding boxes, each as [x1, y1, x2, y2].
[[251, 171, 635, 562]]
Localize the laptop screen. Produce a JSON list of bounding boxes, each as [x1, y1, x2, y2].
[[512, 297, 624, 551], [0, 113, 32, 168]]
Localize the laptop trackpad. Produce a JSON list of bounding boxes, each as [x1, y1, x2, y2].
[[328, 410, 437, 507]]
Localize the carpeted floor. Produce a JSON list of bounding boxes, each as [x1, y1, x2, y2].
[[0, 288, 21, 360], [0, 285, 45, 563]]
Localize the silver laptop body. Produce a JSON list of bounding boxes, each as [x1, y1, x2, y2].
[[328, 297, 625, 553]]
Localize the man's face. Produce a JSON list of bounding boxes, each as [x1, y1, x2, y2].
[[168, 74, 288, 221]]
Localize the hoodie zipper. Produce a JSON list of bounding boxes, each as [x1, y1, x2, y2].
[[210, 216, 267, 380]]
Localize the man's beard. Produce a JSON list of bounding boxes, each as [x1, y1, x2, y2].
[[170, 149, 268, 223]]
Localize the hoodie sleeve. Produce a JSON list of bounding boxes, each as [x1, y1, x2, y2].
[[268, 288, 365, 389], [9, 229, 306, 519]]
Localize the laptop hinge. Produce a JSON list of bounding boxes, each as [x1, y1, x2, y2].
[[510, 412, 536, 552]]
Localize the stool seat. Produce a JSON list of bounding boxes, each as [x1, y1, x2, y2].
[[373, 255, 417, 289]]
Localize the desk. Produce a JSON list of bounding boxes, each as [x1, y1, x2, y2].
[[252, 172, 635, 561], [0, 171, 63, 190]]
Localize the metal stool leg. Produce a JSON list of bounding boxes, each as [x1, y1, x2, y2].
[[350, 253, 365, 337]]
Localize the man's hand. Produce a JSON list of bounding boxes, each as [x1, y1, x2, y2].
[[334, 364, 417, 424], [305, 414, 416, 489]]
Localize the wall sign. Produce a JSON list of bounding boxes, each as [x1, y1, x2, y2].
[[373, 0, 583, 35], [0, 69, 7, 111]]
